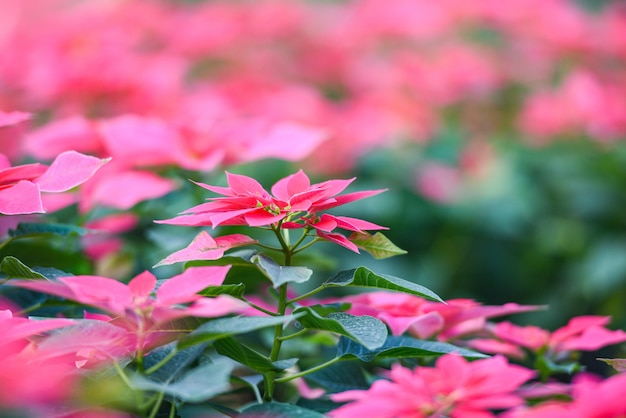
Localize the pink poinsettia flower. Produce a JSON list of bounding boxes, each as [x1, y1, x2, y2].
[[343, 291, 542, 340], [0, 150, 109, 215], [506, 373, 626, 418], [467, 316, 626, 358], [8, 266, 247, 352], [158, 170, 386, 251], [159, 170, 385, 228], [330, 354, 535, 418], [0, 309, 77, 408]]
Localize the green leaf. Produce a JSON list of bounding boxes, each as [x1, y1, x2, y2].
[[336, 335, 488, 362], [325, 266, 443, 302], [349, 231, 408, 259], [294, 306, 387, 350], [8, 222, 91, 238], [240, 402, 326, 417], [143, 342, 207, 383], [0, 256, 47, 279], [178, 315, 296, 349], [214, 337, 298, 372], [304, 361, 369, 393], [199, 283, 246, 298], [252, 254, 313, 288], [131, 357, 233, 403]]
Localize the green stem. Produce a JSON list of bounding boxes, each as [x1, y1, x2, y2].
[[275, 357, 341, 383], [145, 349, 178, 375], [286, 285, 326, 305], [290, 228, 312, 253], [291, 237, 322, 255], [277, 328, 307, 341], [148, 391, 165, 418], [264, 283, 288, 402], [243, 298, 280, 316], [254, 242, 284, 252]]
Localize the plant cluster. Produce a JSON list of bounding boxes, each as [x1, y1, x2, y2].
[[1, 0, 626, 417]]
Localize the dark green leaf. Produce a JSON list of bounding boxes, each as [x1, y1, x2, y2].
[[349, 231, 408, 259], [337, 335, 488, 362], [214, 337, 297, 372], [143, 342, 207, 383], [1, 256, 47, 279], [240, 402, 326, 417], [294, 306, 387, 350], [8, 222, 91, 238], [131, 357, 234, 403], [178, 315, 296, 349], [304, 361, 369, 393], [325, 266, 443, 302], [252, 254, 312, 288], [199, 283, 246, 298]]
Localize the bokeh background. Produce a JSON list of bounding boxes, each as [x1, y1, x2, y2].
[[1, 0, 625, 331]]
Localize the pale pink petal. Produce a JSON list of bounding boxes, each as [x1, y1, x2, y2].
[[156, 265, 232, 305], [550, 316, 611, 347], [326, 214, 388, 232], [60, 276, 133, 314], [24, 116, 102, 159], [40, 193, 78, 213], [0, 163, 47, 184], [557, 326, 626, 352], [98, 115, 184, 167], [270, 169, 311, 201], [0, 154, 10, 170], [317, 231, 360, 253], [493, 322, 550, 351], [379, 311, 443, 337], [241, 122, 328, 162], [226, 172, 269, 197], [155, 212, 214, 227], [182, 295, 247, 318], [128, 271, 157, 299], [86, 170, 177, 210], [0, 111, 30, 128], [310, 188, 386, 212], [35, 151, 110, 192], [155, 231, 256, 266], [465, 338, 526, 359], [0, 181, 44, 214]]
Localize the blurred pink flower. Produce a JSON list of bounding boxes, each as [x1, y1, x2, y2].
[[0, 150, 109, 215], [330, 354, 534, 418], [344, 291, 542, 340], [506, 373, 626, 418], [0, 309, 76, 408], [8, 266, 247, 352], [466, 316, 626, 358]]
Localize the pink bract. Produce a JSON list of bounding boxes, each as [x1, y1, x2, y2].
[[330, 354, 534, 418], [0, 150, 109, 215], [158, 169, 386, 228]]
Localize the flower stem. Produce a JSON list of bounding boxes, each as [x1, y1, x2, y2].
[[264, 283, 288, 402], [286, 285, 326, 305], [275, 357, 341, 383]]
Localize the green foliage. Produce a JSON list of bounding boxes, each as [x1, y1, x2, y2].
[[0, 256, 47, 280], [252, 253, 313, 288], [336, 336, 488, 362], [240, 402, 326, 417], [294, 306, 388, 350], [349, 231, 407, 259], [178, 316, 297, 349], [325, 266, 443, 302]]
